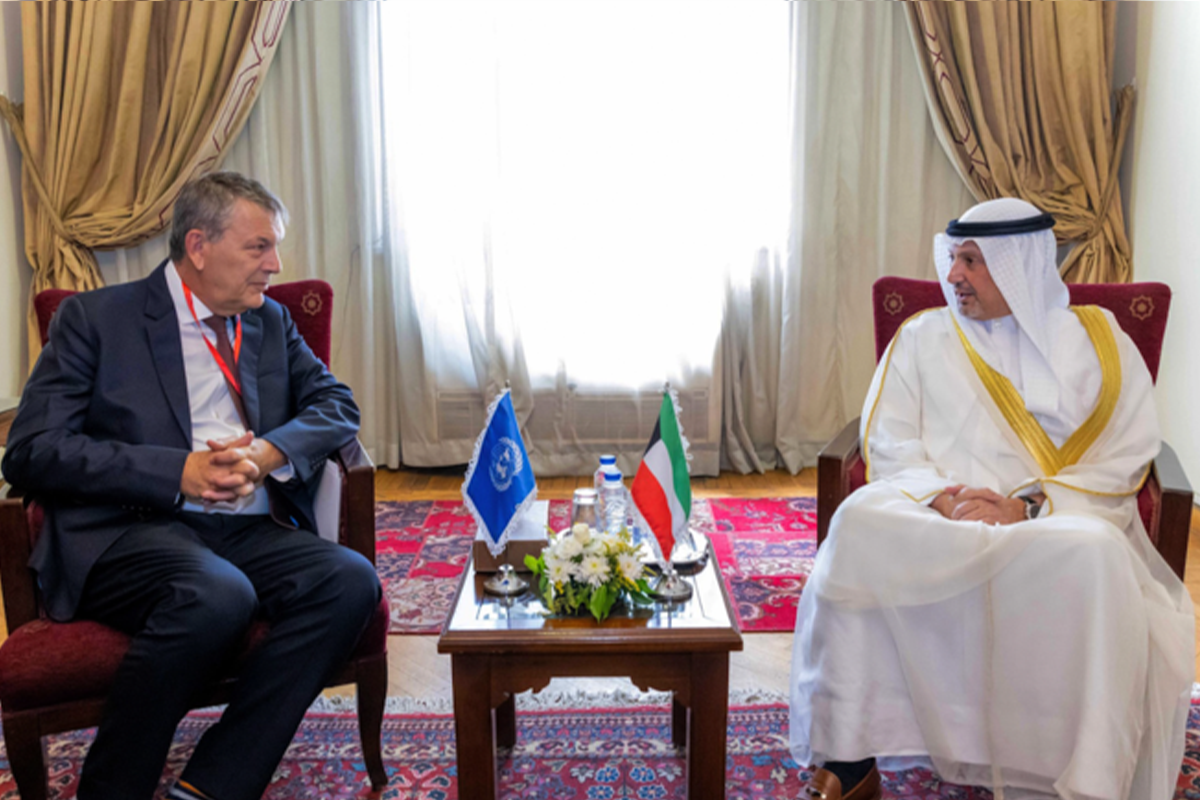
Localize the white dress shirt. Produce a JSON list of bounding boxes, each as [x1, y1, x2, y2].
[[166, 262, 293, 514]]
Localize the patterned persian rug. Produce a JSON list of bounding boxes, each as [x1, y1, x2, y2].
[[4, 697, 1200, 799], [375, 497, 817, 634]]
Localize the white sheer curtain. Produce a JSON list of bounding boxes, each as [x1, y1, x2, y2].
[[374, 0, 790, 476], [746, 1, 976, 472], [92, 0, 973, 476]]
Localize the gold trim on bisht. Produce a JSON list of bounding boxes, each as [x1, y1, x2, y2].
[[951, 305, 1120, 477], [862, 309, 940, 482]]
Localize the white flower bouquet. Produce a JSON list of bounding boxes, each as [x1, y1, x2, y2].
[[524, 522, 654, 622]]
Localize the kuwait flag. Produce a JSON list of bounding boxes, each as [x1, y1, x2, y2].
[[631, 390, 692, 562]]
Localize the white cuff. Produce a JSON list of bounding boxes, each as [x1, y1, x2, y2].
[[270, 460, 296, 483]]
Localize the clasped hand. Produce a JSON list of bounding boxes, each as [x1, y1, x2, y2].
[[931, 485, 1026, 525], [180, 432, 287, 503]]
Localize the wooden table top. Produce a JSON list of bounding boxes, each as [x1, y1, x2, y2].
[[438, 549, 744, 656]]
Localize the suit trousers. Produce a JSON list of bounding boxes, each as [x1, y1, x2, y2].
[[73, 512, 381, 800]]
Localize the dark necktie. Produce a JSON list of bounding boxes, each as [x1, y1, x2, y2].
[[203, 315, 250, 430]]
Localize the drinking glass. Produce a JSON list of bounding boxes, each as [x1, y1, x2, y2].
[[570, 488, 600, 531]]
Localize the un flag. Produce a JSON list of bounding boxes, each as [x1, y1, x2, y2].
[[462, 390, 538, 556]]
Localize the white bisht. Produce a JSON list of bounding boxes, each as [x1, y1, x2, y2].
[[790, 303, 1194, 800]]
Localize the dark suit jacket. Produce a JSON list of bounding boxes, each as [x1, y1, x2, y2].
[[1, 262, 360, 620]]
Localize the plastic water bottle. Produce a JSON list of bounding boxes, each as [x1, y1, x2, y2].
[[594, 454, 619, 525], [593, 454, 618, 494], [601, 470, 627, 535]]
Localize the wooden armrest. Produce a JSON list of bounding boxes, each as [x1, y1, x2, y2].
[[0, 496, 39, 630], [332, 438, 377, 566], [816, 417, 862, 548], [1156, 441, 1193, 497], [1154, 441, 1193, 580], [819, 417, 862, 463], [335, 438, 374, 473]]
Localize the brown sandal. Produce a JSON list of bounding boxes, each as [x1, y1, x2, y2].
[[803, 765, 882, 800]]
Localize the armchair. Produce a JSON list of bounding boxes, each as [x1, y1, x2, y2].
[[0, 281, 389, 799], [817, 278, 1193, 579]]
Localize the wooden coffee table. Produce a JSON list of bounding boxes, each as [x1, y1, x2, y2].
[[437, 549, 744, 799]]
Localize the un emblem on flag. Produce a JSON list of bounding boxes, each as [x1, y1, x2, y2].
[[489, 437, 524, 492]]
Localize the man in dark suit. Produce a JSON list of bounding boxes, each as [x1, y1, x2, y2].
[[1, 172, 381, 800]]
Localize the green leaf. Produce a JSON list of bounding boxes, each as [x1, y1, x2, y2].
[[628, 588, 654, 606], [524, 554, 541, 572], [588, 584, 610, 621]]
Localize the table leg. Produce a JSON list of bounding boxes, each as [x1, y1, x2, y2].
[[451, 654, 497, 800], [687, 653, 730, 800], [496, 692, 517, 749], [672, 695, 688, 749]]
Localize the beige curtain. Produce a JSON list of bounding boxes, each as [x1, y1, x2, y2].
[[0, 0, 291, 362], [906, 1, 1133, 283]]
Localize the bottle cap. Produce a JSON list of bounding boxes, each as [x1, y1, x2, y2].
[[599, 454, 617, 465]]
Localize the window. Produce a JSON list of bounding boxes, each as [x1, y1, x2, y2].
[[378, 0, 790, 391]]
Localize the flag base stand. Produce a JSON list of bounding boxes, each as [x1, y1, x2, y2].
[[650, 565, 693, 602], [483, 563, 530, 597], [670, 531, 709, 568]]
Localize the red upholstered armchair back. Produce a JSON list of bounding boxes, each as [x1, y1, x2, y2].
[[872, 277, 1171, 381], [34, 280, 335, 367], [33, 289, 75, 349], [262, 280, 334, 368]]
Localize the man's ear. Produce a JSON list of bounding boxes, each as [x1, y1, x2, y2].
[[185, 229, 207, 271]]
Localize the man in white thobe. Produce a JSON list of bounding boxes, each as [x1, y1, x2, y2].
[[790, 198, 1194, 800]]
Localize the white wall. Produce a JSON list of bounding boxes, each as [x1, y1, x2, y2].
[[0, 2, 26, 400], [1125, 2, 1200, 492]]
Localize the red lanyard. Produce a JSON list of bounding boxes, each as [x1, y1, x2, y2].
[[182, 282, 243, 396]]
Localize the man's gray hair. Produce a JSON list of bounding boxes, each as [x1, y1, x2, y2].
[[168, 172, 288, 262]]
